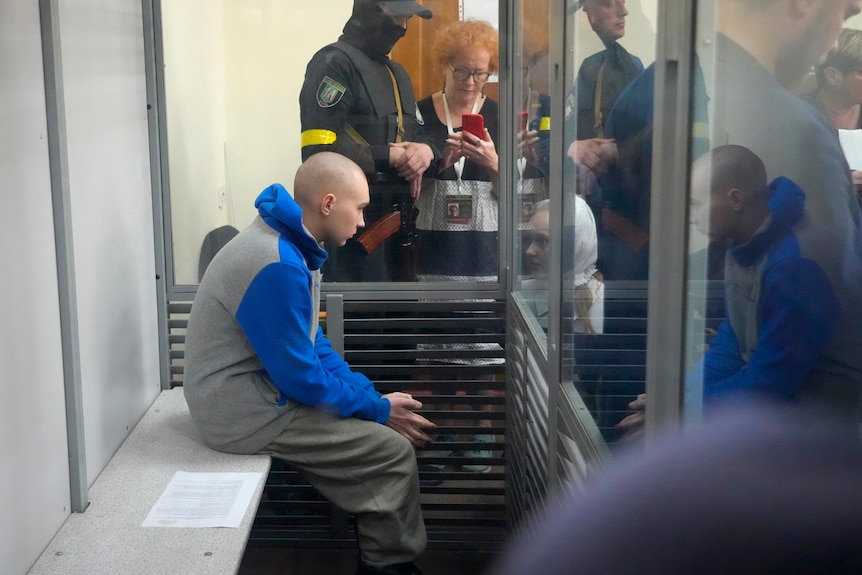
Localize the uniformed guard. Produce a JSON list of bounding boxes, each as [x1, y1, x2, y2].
[[299, 0, 438, 282]]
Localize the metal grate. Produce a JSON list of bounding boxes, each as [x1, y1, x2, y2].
[[168, 301, 191, 388], [561, 281, 725, 449], [563, 284, 650, 445], [504, 306, 549, 530], [507, 281, 726, 529], [168, 297, 507, 552]]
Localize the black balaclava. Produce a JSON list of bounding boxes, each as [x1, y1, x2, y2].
[[340, 0, 406, 60]]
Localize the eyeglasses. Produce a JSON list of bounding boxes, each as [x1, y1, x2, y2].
[[449, 65, 491, 82]]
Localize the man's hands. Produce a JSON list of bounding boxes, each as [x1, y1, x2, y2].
[[568, 138, 618, 175], [518, 129, 543, 168], [615, 393, 646, 440], [383, 392, 436, 447], [390, 142, 434, 199]]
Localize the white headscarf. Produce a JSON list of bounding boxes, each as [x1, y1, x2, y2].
[[569, 194, 598, 287]]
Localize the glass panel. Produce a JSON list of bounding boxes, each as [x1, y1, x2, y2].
[[684, 3, 862, 419], [561, 0, 657, 445], [512, 0, 551, 338], [389, 1, 501, 285], [162, 0, 503, 286], [161, 1, 357, 286]]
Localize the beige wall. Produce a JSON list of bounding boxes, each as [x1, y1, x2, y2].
[[163, 0, 227, 284], [163, 0, 353, 284], [3, 0, 161, 571], [223, 1, 354, 231]]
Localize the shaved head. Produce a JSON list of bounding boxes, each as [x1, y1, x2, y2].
[[702, 145, 768, 201], [690, 145, 770, 245], [294, 151, 366, 209], [295, 152, 370, 247]]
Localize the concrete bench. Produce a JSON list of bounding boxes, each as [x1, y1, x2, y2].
[[28, 387, 271, 575]]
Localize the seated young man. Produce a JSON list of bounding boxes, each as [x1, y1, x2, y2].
[[687, 145, 858, 411], [183, 152, 434, 575], [618, 145, 862, 436]]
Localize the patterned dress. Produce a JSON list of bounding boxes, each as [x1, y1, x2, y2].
[[415, 96, 501, 365], [415, 97, 499, 283]]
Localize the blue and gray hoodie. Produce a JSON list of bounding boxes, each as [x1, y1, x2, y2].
[[690, 177, 861, 413], [184, 183, 389, 454]]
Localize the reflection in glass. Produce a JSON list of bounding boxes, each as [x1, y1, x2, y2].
[[522, 198, 604, 333], [684, 2, 862, 421], [569, 0, 646, 282], [562, 0, 656, 445], [802, 28, 862, 200], [513, 0, 551, 338], [519, 200, 551, 326]]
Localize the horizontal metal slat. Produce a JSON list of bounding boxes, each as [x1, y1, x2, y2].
[[345, 349, 504, 361], [343, 317, 504, 330], [343, 301, 505, 313], [167, 301, 193, 314], [345, 333, 505, 345]]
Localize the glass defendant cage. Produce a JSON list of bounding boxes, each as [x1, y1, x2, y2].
[[150, 0, 862, 558], [146, 0, 688, 553]]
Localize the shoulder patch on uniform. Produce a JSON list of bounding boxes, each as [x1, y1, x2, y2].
[[415, 103, 424, 126], [317, 76, 346, 108]]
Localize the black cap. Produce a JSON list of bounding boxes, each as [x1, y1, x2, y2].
[[378, 0, 432, 19]]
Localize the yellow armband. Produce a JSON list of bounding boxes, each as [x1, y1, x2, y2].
[[692, 122, 709, 140], [301, 129, 337, 148]]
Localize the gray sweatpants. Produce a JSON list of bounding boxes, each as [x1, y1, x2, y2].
[[260, 405, 426, 568]]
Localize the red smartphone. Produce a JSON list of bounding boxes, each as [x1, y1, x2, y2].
[[462, 113, 486, 140], [518, 111, 529, 132]]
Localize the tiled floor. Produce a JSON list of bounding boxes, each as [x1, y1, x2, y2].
[[238, 547, 497, 575]]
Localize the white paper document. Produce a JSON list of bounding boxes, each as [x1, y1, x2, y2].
[[142, 471, 263, 528], [838, 129, 862, 170]]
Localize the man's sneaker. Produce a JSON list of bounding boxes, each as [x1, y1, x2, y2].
[[417, 464, 444, 487], [421, 433, 455, 471], [461, 434, 493, 473]]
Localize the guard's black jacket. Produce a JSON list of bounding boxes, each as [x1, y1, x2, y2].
[[299, 0, 437, 182], [300, 41, 434, 179], [297, 1, 437, 281]]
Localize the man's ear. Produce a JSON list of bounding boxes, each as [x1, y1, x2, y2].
[[727, 187, 745, 212], [320, 193, 336, 215], [824, 66, 842, 86]]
